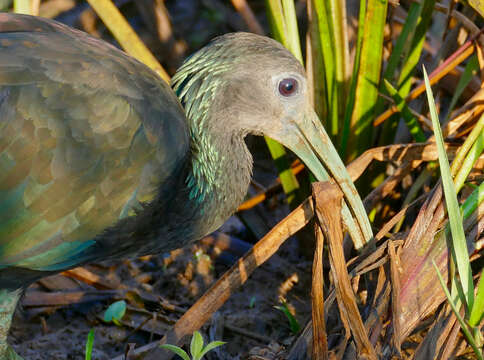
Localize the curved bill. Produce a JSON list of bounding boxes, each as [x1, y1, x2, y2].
[[284, 109, 373, 250]]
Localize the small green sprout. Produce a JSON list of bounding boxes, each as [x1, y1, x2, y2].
[[85, 329, 95, 360], [103, 300, 127, 326], [249, 296, 256, 309], [160, 331, 226, 360], [274, 302, 300, 334], [193, 249, 210, 263]]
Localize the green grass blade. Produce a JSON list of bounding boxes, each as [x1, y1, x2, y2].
[[307, 0, 327, 120], [275, 303, 300, 334], [374, 1, 420, 112], [265, 137, 301, 204], [462, 181, 484, 221], [160, 344, 191, 360], [376, 0, 434, 149], [374, 2, 422, 147], [424, 66, 474, 311], [330, 0, 350, 93], [311, 0, 337, 136], [347, 0, 388, 159], [309, 0, 350, 142], [86, 0, 169, 82], [453, 116, 484, 192], [448, 181, 484, 307], [85, 329, 95, 360], [266, 0, 302, 61], [383, 79, 426, 142], [265, 0, 285, 42], [0, 0, 12, 11], [397, 0, 436, 97], [13, 0, 30, 13], [469, 271, 484, 327], [197, 341, 226, 360], [433, 261, 483, 360], [448, 229, 468, 305], [281, 0, 302, 62], [451, 113, 484, 177], [384, 3, 421, 84], [264, 0, 303, 206], [445, 55, 479, 121], [327, 0, 349, 139], [340, 0, 366, 155]]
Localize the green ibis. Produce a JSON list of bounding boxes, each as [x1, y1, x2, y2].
[[0, 13, 372, 359]]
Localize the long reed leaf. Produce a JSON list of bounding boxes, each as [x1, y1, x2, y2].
[[445, 55, 479, 121], [461, 181, 484, 221], [397, 0, 436, 97], [341, 0, 366, 155], [433, 261, 483, 360], [86, 0, 169, 82], [469, 272, 484, 327], [306, 0, 327, 120], [424, 66, 474, 311], [265, 138, 301, 204], [13, 0, 30, 14], [328, 0, 349, 139], [265, 0, 285, 43], [453, 126, 484, 192], [309, 0, 349, 143], [281, 0, 302, 62], [311, 0, 338, 135], [469, 271, 484, 326], [452, 113, 484, 191], [264, 0, 303, 205], [384, 3, 421, 84], [347, 0, 388, 159], [383, 79, 426, 142], [376, 2, 422, 145]]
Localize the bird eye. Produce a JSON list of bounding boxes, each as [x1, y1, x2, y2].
[[278, 78, 298, 97]]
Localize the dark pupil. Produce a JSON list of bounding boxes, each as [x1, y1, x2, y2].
[[279, 78, 297, 96]]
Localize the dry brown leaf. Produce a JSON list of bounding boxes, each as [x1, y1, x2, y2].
[[312, 218, 328, 359], [313, 182, 377, 360]]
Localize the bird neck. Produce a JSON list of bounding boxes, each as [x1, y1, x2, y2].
[[186, 122, 252, 235], [171, 55, 253, 237]]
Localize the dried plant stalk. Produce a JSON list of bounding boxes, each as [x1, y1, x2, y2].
[[313, 182, 377, 359]]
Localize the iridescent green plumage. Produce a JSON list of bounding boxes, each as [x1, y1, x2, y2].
[[0, 14, 190, 280]]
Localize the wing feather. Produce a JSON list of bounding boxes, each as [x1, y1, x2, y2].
[[0, 14, 189, 281]]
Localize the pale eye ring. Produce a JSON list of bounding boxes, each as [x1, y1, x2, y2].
[[278, 77, 298, 97]]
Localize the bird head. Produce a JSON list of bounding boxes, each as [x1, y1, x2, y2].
[[172, 32, 372, 249], [172, 33, 332, 181]]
